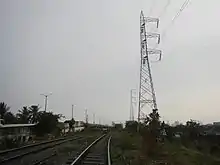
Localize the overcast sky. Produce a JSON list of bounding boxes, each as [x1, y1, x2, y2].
[[1, 0, 220, 124]]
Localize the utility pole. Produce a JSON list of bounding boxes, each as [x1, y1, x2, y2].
[[130, 89, 136, 121], [93, 113, 95, 124], [40, 93, 52, 112], [138, 11, 161, 130], [85, 109, 88, 124], [72, 104, 75, 120]]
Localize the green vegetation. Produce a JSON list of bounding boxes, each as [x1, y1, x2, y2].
[[0, 102, 64, 136], [111, 109, 162, 165], [111, 131, 142, 165], [34, 111, 64, 136], [112, 122, 123, 130], [111, 108, 220, 165], [160, 120, 220, 165], [64, 118, 75, 133], [125, 121, 138, 133], [155, 139, 220, 165], [0, 102, 17, 124]]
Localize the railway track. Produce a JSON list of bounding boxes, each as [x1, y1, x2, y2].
[[0, 136, 81, 164], [66, 134, 112, 165], [31, 152, 57, 165], [30, 136, 91, 165]]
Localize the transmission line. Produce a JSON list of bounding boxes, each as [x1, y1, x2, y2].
[[163, 0, 190, 37], [158, 0, 171, 18], [153, 0, 191, 50], [148, 0, 157, 16], [171, 0, 190, 24]]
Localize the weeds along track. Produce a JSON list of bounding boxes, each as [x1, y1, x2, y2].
[[0, 136, 81, 164], [29, 135, 102, 165], [66, 134, 112, 165]]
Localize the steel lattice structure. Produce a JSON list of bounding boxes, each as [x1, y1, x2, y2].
[[130, 89, 136, 121], [138, 11, 162, 122]]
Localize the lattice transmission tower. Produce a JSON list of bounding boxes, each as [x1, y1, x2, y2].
[[130, 89, 136, 121], [138, 11, 162, 123]]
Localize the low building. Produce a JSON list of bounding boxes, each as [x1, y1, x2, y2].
[[213, 122, 220, 126], [0, 120, 36, 144], [204, 126, 220, 136], [74, 121, 84, 132], [62, 120, 84, 134]]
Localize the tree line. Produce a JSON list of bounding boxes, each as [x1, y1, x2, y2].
[[0, 102, 64, 136], [124, 110, 220, 159]]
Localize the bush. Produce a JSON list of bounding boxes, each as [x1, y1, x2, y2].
[[117, 132, 135, 150], [111, 131, 142, 165], [210, 145, 220, 155]]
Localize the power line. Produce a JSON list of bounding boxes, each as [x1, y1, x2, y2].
[[154, 0, 191, 49], [158, 0, 171, 18], [163, 0, 190, 36], [148, 0, 157, 16], [171, 0, 190, 24], [147, 0, 172, 35]]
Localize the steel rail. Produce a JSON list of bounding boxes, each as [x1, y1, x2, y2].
[[0, 136, 81, 164], [31, 152, 57, 165], [70, 134, 106, 165], [107, 136, 112, 165], [69, 134, 112, 165], [32, 135, 101, 165], [0, 137, 66, 155]]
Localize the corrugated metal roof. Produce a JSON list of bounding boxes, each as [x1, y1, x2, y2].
[[0, 123, 36, 128]]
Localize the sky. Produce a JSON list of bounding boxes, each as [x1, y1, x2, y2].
[[1, 0, 220, 125]]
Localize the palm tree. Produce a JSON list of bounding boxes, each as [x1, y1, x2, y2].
[[0, 102, 10, 119], [29, 105, 40, 124], [35, 111, 63, 135], [17, 106, 31, 124], [4, 112, 18, 124]]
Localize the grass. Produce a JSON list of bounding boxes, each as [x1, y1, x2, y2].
[[160, 140, 220, 165], [111, 131, 145, 165], [110, 130, 220, 165]]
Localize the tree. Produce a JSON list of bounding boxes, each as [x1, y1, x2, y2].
[[69, 118, 75, 132], [125, 120, 138, 132], [64, 118, 75, 133], [0, 102, 10, 119], [29, 105, 40, 124], [144, 109, 161, 137], [114, 123, 123, 130], [34, 111, 63, 136], [141, 109, 161, 156], [4, 112, 18, 124], [16, 106, 31, 124], [186, 119, 200, 139]]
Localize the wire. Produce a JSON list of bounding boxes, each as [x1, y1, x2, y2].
[[148, 0, 157, 16], [146, 0, 190, 62], [155, 0, 191, 48], [147, 0, 172, 34], [171, 0, 190, 24], [158, 0, 171, 18], [148, 0, 190, 63]]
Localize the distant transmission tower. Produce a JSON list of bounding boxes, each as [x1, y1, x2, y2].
[[138, 11, 162, 123], [130, 89, 136, 121], [85, 109, 88, 124], [93, 113, 95, 124]]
